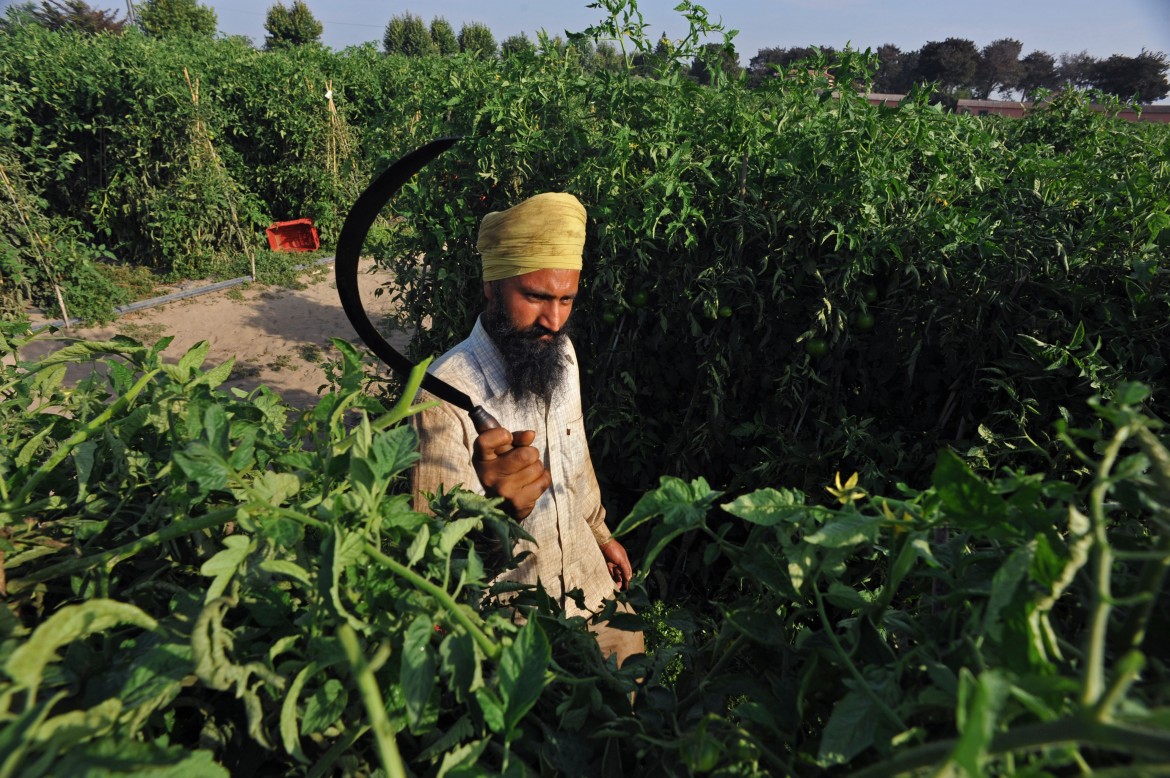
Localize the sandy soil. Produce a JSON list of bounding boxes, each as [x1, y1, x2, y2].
[[19, 259, 410, 409]]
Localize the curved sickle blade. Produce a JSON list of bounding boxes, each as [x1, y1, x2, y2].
[[334, 137, 476, 413]]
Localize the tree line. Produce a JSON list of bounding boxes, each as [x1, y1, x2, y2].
[[751, 39, 1170, 103], [6, 0, 1169, 102]]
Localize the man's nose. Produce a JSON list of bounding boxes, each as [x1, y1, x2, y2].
[[538, 302, 568, 333]]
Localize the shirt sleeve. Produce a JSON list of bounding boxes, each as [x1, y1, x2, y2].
[[410, 394, 480, 515], [580, 435, 612, 545]]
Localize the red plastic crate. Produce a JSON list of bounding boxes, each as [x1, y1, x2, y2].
[[266, 218, 320, 252]]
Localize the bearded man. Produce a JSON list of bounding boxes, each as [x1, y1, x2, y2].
[[411, 192, 643, 667]]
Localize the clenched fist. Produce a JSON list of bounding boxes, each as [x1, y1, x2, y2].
[[473, 427, 551, 520]]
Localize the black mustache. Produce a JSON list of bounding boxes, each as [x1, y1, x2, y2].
[[518, 323, 565, 340]]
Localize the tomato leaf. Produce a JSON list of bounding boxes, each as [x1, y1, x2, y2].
[[401, 615, 437, 730]]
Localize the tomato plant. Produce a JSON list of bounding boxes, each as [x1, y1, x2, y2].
[[4, 1, 1170, 773], [804, 337, 829, 356], [4, 320, 1169, 776]]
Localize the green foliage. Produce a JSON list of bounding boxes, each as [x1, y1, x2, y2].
[[1091, 50, 1170, 103], [430, 17, 458, 56], [917, 38, 981, 94], [136, 0, 216, 38], [458, 21, 496, 58], [690, 40, 740, 85], [0, 26, 369, 283], [0, 2, 38, 33], [3, 320, 1168, 775], [0, 151, 126, 321], [382, 12, 434, 58], [363, 22, 1170, 519], [500, 32, 534, 59], [30, 0, 127, 34], [3, 2, 1170, 773], [263, 0, 322, 50], [618, 383, 1170, 775], [0, 322, 644, 774], [3, 0, 1169, 490]]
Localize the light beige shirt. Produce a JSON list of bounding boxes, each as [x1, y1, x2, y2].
[[410, 317, 617, 618]]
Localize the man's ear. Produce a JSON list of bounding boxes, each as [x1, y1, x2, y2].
[[483, 281, 494, 302]]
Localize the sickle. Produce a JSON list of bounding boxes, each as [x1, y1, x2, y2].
[[335, 137, 499, 432]]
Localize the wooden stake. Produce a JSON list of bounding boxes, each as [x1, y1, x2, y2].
[[0, 164, 71, 327]]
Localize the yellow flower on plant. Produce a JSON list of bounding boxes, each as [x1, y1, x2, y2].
[[880, 499, 915, 534], [826, 471, 866, 505]]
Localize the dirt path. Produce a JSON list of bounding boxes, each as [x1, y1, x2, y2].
[[19, 259, 409, 408]]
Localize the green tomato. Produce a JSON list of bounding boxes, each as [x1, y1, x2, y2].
[[855, 312, 875, 331], [630, 290, 649, 308], [718, 305, 733, 318], [804, 337, 829, 357], [862, 285, 879, 303], [601, 310, 618, 324], [683, 734, 721, 773]]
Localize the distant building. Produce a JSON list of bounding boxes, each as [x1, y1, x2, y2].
[[860, 93, 1170, 124]]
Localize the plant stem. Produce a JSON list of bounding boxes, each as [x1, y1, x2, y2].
[[263, 503, 501, 660], [338, 624, 407, 778], [677, 632, 747, 709], [8, 506, 237, 594], [1117, 532, 1170, 654], [846, 717, 1170, 778], [1095, 650, 1145, 720], [813, 584, 908, 731], [363, 542, 501, 662], [10, 368, 160, 507], [1081, 427, 1128, 708]]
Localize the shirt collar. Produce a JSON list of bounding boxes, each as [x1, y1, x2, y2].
[[467, 315, 576, 409]]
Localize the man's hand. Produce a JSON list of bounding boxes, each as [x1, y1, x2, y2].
[[473, 427, 551, 520], [600, 538, 633, 590]]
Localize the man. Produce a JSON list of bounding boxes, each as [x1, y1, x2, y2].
[[411, 192, 643, 667]]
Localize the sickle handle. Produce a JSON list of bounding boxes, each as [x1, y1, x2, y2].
[[469, 405, 501, 433], [469, 405, 516, 456]]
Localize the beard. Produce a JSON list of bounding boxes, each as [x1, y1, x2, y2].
[[481, 300, 572, 408]]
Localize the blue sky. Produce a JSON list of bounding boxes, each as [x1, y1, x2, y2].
[[9, 0, 1170, 101], [40, 0, 1170, 63]]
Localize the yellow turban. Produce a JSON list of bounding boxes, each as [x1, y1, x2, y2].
[[477, 192, 586, 282]]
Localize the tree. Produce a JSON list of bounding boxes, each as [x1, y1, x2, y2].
[[263, 1, 321, 50], [430, 17, 458, 55], [975, 38, 1022, 99], [458, 22, 496, 58], [872, 44, 918, 94], [501, 32, 535, 58], [1091, 50, 1170, 103], [0, 2, 38, 33], [691, 42, 740, 86], [137, 0, 216, 37], [747, 46, 836, 88], [917, 38, 979, 93], [1058, 50, 1098, 90], [384, 12, 434, 57], [538, 32, 568, 57], [570, 38, 595, 69], [30, 0, 125, 34], [746, 47, 788, 87], [592, 40, 623, 73], [1017, 50, 1059, 99]]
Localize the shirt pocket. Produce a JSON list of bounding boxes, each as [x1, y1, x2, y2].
[[561, 413, 588, 488]]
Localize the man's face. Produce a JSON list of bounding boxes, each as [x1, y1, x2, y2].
[[484, 269, 580, 337], [482, 269, 580, 406]]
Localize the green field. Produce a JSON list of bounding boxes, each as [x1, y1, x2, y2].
[[3, 2, 1170, 775]]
